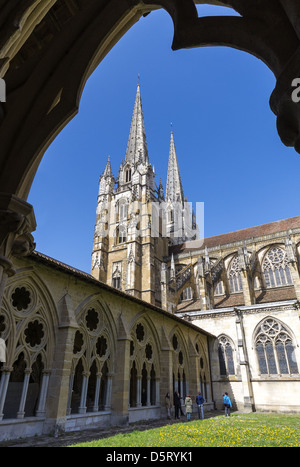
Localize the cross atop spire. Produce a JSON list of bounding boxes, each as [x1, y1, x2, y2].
[[165, 130, 184, 204], [125, 83, 149, 166]]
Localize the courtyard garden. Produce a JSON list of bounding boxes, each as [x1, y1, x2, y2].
[[70, 413, 300, 447]]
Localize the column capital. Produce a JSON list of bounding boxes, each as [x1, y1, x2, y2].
[[0, 193, 36, 265]]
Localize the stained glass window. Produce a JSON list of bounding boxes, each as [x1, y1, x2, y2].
[[255, 318, 298, 375], [228, 256, 243, 293], [218, 336, 235, 376], [262, 247, 292, 288]]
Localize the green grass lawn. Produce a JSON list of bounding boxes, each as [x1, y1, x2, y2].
[[70, 413, 300, 447]]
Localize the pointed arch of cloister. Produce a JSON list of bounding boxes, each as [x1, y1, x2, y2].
[[0, 268, 58, 420]]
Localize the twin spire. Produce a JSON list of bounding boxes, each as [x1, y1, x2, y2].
[[101, 83, 185, 205], [165, 130, 185, 205], [125, 83, 149, 166]]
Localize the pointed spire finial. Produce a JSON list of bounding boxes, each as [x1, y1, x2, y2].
[[102, 154, 114, 178], [165, 130, 184, 204], [124, 83, 149, 166]]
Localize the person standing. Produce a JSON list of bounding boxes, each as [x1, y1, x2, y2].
[[223, 392, 232, 417], [184, 394, 193, 421], [165, 392, 172, 419], [196, 392, 205, 419], [174, 391, 181, 419]]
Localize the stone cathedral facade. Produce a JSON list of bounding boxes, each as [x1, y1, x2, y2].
[[91, 84, 300, 415], [90, 84, 197, 308], [0, 84, 300, 443]]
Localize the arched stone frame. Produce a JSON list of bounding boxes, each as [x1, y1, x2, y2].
[[128, 313, 161, 409], [259, 244, 293, 289], [193, 335, 211, 402], [0, 270, 57, 420], [169, 325, 190, 400], [252, 316, 299, 377], [2, 0, 300, 203], [68, 295, 116, 415], [217, 334, 238, 379], [1, 2, 300, 343]]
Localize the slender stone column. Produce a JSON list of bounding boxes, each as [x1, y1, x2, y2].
[[78, 373, 89, 414], [17, 370, 31, 419], [155, 378, 160, 406], [146, 377, 151, 406], [36, 371, 51, 417], [104, 373, 113, 410], [136, 377, 142, 407], [93, 372, 102, 412], [0, 368, 11, 420]]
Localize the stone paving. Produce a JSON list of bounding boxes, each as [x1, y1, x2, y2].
[[0, 410, 225, 447]]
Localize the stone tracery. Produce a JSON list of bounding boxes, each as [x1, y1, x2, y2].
[[254, 317, 299, 375]]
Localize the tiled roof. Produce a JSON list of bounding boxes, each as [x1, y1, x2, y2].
[[170, 216, 300, 255], [176, 286, 297, 313]]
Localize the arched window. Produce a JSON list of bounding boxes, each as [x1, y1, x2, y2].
[[255, 318, 298, 375], [215, 281, 224, 295], [180, 286, 193, 301], [228, 256, 243, 293], [218, 336, 235, 376], [119, 201, 128, 221], [116, 225, 127, 244], [125, 168, 132, 183], [262, 247, 292, 288], [112, 262, 122, 290]]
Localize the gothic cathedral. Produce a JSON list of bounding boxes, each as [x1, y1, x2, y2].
[[91, 83, 197, 308]]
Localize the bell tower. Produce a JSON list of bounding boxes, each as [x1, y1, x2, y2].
[[91, 84, 168, 306]]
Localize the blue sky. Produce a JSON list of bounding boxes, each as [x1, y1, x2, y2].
[[28, 5, 300, 274]]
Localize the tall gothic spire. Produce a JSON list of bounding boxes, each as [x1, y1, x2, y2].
[[165, 130, 184, 204], [125, 84, 149, 166]]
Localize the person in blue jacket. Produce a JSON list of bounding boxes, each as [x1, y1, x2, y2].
[[196, 392, 205, 419], [223, 392, 232, 417]]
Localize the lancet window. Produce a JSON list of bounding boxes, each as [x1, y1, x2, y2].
[[214, 281, 224, 296], [116, 225, 127, 244], [112, 262, 122, 290], [255, 318, 298, 375], [218, 335, 235, 376], [180, 286, 193, 301], [262, 247, 292, 288], [228, 256, 243, 293], [125, 168, 132, 183]]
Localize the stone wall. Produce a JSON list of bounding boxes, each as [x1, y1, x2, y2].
[[0, 251, 214, 441]]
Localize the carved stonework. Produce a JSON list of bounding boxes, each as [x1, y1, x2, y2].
[[0, 194, 36, 277]]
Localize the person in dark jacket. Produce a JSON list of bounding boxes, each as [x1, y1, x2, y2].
[[174, 391, 181, 419], [196, 392, 205, 419]]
